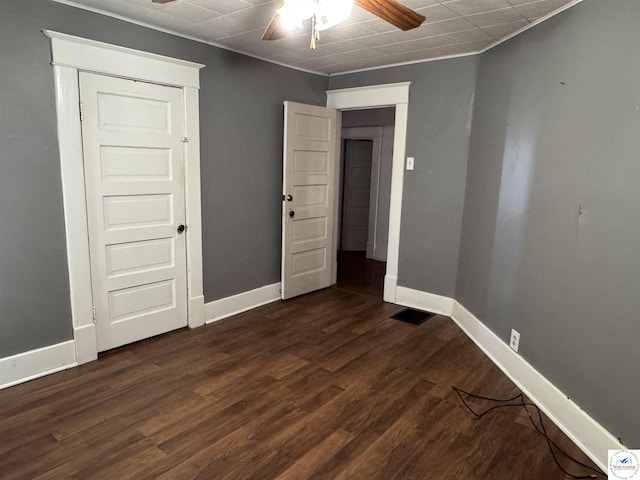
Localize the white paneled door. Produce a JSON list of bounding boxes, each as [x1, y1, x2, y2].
[[79, 72, 188, 351], [281, 102, 340, 300]]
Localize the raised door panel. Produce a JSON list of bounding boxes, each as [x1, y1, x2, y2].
[[282, 102, 340, 299], [80, 72, 188, 351]]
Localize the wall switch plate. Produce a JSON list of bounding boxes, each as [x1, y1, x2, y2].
[[406, 157, 414, 170], [510, 329, 520, 352]]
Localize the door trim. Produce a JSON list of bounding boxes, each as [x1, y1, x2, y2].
[[45, 31, 205, 364], [327, 82, 410, 303]]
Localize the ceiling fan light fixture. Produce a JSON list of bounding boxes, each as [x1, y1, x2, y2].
[[314, 0, 354, 31], [277, 0, 315, 30], [277, 0, 354, 32]]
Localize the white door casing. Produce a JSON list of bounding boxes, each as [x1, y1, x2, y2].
[[281, 101, 341, 300], [46, 31, 204, 364], [327, 82, 411, 303], [341, 140, 373, 252], [79, 73, 188, 351]]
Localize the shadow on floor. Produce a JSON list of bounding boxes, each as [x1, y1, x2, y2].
[[334, 250, 386, 298]]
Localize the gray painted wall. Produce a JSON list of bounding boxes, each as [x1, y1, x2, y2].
[[0, 0, 327, 358], [457, 0, 640, 447], [329, 58, 477, 296], [0, 1, 73, 357]]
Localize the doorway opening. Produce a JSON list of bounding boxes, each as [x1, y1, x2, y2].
[[335, 107, 396, 298]]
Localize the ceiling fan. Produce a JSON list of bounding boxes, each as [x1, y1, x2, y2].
[[150, 0, 426, 49], [263, 0, 426, 48]]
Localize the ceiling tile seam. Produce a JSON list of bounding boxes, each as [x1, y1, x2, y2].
[[185, 7, 270, 30], [504, 0, 557, 7], [285, 25, 492, 63], [462, 8, 528, 29], [180, 0, 255, 16], [476, 19, 532, 39], [371, 28, 490, 52]]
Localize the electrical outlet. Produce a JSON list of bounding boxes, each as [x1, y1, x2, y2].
[[510, 329, 520, 352], [406, 156, 414, 170]]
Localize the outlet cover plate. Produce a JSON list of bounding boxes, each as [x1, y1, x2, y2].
[[510, 329, 520, 352], [406, 157, 414, 170]]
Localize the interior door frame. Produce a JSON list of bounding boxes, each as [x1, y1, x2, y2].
[[327, 82, 410, 303], [45, 31, 205, 364]]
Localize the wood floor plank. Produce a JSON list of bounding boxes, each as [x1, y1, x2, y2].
[[275, 429, 355, 480], [0, 253, 604, 479]]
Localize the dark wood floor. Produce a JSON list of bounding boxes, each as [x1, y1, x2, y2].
[[0, 253, 602, 479], [335, 251, 386, 298]]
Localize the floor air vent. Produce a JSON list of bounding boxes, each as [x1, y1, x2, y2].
[[391, 308, 435, 326]]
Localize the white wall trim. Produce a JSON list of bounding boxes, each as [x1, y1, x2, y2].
[[183, 87, 206, 329], [53, 64, 96, 364], [44, 30, 203, 88], [390, 288, 619, 470], [73, 324, 97, 364], [47, 31, 205, 364], [0, 341, 77, 390], [385, 101, 408, 304], [204, 283, 282, 324], [327, 82, 410, 110], [450, 301, 620, 471], [327, 82, 410, 303], [395, 286, 454, 316]]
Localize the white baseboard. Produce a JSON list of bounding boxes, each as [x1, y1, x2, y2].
[[395, 285, 454, 316], [74, 324, 97, 365], [0, 340, 77, 390], [451, 301, 620, 471], [383, 274, 397, 303], [189, 294, 206, 328], [205, 283, 281, 324], [391, 287, 619, 470]]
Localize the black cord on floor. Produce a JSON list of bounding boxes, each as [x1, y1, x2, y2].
[[451, 386, 606, 479]]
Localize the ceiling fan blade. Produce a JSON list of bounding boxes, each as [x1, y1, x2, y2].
[[262, 7, 289, 41], [151, 0, 177, 3], [355, 0, 426, 31]]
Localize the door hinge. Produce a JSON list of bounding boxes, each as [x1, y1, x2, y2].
[[79, 102, 84, 122], [180, 137, 189, 143], [92, 305, 97, 324]]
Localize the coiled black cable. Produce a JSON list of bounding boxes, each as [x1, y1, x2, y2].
[[451, 386, 606, 479]]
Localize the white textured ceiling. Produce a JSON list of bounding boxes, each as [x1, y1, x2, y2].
[[55, 0, 581, 74]]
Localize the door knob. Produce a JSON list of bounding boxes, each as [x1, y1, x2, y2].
[[177, 224, 186, 233], [287, 195, 293, 202], [289, 211, 295, 218]]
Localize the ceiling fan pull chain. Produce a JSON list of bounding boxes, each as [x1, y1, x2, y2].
[[310, 13, 317, 49]]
